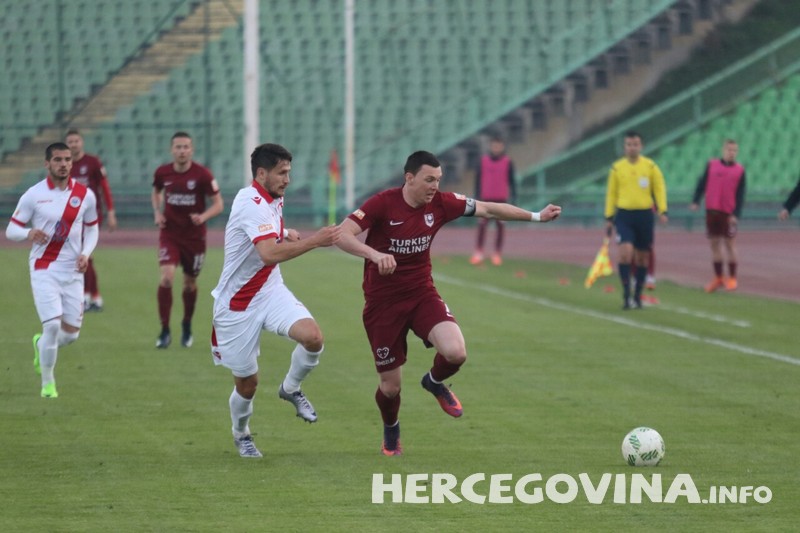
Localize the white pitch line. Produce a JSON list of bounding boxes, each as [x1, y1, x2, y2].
[[435, 273, 800, 367], [656, 303, 751, 328]]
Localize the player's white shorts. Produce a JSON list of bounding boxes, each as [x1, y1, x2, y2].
[[211, 284, 313, 377], [30, 269, 84, 326]]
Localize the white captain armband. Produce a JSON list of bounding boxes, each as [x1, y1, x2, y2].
[[463, 197, 477, 217], [530, 211, 541, 222]]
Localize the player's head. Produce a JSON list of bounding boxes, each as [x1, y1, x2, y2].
[[45, 142, 72, 181], [251, 143, 293, 198], [488, 136, 506, 157], [623, 130, 643, 161], [403, 151, 442, 206], [170, 131, 194, 168], [65, 129, 84, 158], [722, 139, 738, 163]]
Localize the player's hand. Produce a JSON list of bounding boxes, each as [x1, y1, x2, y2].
[[605, 221, 614, 238], [778, 209, 789, 221], [659, 213, 669, 225], [76, 255, 89, 273], [539, 204, 561, 222], [371, 252, 396, 275], [689, 203, 699, 212], [27, 228, 49, 244], [154, 212, 166, 229], [312, 225, 342, 247], [285, 228, 301, 242], [107, 210, 118, 232], [189, 213, 204, 226]]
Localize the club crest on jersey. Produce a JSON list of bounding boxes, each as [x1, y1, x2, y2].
[[376, 347, 390, 359], [425, 213, 434, 227], [52, 220, 70, 242], [69, 196, 82, 208], [187, 179, 196, 190], [252, 197, 262, 204], [353, 209, 365, 220], [79, 165, 88, 175]]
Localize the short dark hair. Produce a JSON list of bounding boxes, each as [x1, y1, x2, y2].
[[404, 151, 440, 175], [45, 142, 70, 160], [250, 143, 293, 178], [725, 138, 737, 145], [172, 131, 192, 142], [65, 129, 81, 138], [624, 130, 642, 141]]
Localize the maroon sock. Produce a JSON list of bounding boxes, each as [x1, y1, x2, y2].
[[158, 285, 172, 329], [182, 288, 197, 324], [728, 262, 737, 278], [713, 262, 723, 277], [375, 387, 400, 426], [476, 218, 488, 250], [85, 259, 98, 297], [430, 352, 463, 383], [495, 220, 505, 253]]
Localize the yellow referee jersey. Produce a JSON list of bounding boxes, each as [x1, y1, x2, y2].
[[604, 155, 667, 218]]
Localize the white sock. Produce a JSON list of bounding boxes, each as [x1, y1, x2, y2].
[[229, 388, 254, 437], [57, 329, 80, 347], [282, 344, 322, 393], [39, 320, 60, 386]]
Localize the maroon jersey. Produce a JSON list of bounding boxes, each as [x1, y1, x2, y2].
[[153, 161, 219, 239], [71, 153, 114, 222], [348, 187, 468, 300]]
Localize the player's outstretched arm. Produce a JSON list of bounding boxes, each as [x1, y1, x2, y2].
[[336, 219, 396, 275], [475, 201, 562, 222], [255, 225, 341, 266]]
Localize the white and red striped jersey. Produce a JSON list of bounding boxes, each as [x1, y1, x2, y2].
[[9, 177, 98, 273], [211, 180, 285, 312]]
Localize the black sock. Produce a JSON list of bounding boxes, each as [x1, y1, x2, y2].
[[634, 265, 647, 300], [619, 263, 631, 301]]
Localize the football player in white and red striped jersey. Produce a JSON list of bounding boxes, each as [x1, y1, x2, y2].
[[210, 143, 340, 458], [5, 142, 99, 398]]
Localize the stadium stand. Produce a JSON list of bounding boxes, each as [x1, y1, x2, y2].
[[657, 73, 800, 196], [0, 1, 193, 158], [519, 25, 800, 222], [3, 0, 779, 225]]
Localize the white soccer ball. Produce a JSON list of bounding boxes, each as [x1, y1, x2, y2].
[[621, 427, 665, 466]]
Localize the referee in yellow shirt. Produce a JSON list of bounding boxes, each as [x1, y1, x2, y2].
[[605, 131, 668, 309]]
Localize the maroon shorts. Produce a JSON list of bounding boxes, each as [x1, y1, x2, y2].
[[705, 210, 737, 239], [158, 232, 207, 277], [362, 289, 457, 373]]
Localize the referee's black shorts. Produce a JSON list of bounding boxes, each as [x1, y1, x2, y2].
[[614, 208, 654, 250]]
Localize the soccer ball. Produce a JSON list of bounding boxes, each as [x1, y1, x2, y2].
[[621, 427, 665, 466]]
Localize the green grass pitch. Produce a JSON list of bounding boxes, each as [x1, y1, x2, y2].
[[1, 246, 798, 531]]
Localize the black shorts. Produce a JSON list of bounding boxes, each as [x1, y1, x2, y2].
[[614, 208, 655, 250]]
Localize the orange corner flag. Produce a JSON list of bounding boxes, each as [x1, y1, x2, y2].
[[584, 238, 614, 288]]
